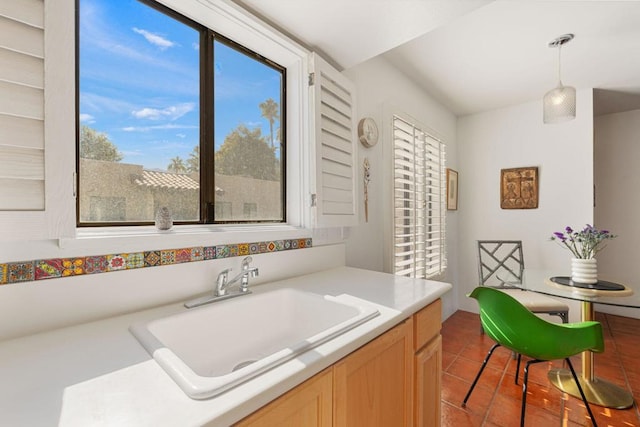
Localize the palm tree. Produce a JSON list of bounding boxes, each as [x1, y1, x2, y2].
[[187, 146, 199, 173], [168, 156, 187, 173], [259, 98, 279, 149]]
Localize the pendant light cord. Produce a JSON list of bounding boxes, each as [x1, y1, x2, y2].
[[557, 43, 563, 86]]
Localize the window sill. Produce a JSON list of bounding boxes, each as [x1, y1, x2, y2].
[[60, 224, 312, 254]]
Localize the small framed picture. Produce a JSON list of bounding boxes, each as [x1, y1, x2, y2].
[[446, 168, 458, 210], [500, 167, 538, 209]]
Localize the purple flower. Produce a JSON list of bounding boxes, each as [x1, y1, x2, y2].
[[551, 224, 617, 259]]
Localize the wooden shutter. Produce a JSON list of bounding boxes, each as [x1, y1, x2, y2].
[[393, 115, 446, 278], [0, 0, 44, 210], [309, 53, 358, 227]]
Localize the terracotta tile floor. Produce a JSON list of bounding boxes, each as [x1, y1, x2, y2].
[[441, 310, 640, 426]]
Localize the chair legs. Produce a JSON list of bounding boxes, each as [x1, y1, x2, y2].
[[522, 359, 598, 427], [462, 343, 501, 407], [463, 347, 599, 427], [565, 358, 599, 427]]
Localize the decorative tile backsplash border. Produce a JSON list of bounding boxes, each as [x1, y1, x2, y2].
[[0, 238, 312, 286]]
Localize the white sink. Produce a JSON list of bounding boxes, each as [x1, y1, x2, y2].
[[130, 288, 379, 399]]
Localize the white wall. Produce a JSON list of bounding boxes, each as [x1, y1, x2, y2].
[[594, 109, 640, 319], [0, 244, 346, 341], [342, 55, 459, 320], [456, 90, 595, 320]]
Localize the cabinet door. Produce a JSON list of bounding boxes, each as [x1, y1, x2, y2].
[[334, 319, 413, 427], [414, 335, 442, 427], [235, 368, 332, 427]]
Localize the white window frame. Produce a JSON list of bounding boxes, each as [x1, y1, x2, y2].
[[3, 0, 317, 252], [384, 111, 447, 279]]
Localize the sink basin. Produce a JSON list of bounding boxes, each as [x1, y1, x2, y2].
[[130, 288, 379, 399]]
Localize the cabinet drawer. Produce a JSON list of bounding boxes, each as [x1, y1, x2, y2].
[[413, 299, 442, 351]]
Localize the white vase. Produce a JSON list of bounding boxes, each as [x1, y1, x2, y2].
[[571, 258, 597, 284]]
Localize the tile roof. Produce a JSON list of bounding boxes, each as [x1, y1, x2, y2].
[[134, 170, 199, 190]]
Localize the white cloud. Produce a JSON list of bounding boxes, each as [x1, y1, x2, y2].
[[192, 42, 199, 51], [81, 92, 138, 114], [79, 113, 95, 123], [122, 123, 198, 132], [132, 27, 176, 50], [176, 133, 186, 138], [131, 103, 195, 121]]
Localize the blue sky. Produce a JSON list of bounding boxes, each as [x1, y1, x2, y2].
[[79, 0, 282, 171]]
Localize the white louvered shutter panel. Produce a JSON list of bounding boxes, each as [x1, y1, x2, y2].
[[393, 115, 446, 278], [0, 0, 44, 210], [309, 53, 358, 227]]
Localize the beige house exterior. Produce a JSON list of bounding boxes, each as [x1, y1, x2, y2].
[[79, 159, 282, 223]]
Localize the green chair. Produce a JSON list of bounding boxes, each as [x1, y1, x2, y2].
[[462, 287, 603, 427]]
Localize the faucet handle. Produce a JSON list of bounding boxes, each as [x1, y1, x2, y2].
[[216, 268, 231, 288], [241, 256, 253, 271]]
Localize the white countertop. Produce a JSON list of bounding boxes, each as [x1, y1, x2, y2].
[[0, 267, 451, 427]]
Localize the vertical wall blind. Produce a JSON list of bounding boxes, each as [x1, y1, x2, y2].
[[393, 115, 446, 278], [0, 0, 45, 210]]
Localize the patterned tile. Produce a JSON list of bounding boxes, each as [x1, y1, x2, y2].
[[85, 256, 108, 274], [0, 264, 7, 284], [144, 251, 161, 267], [160, 249, 176, 265], [191, 247, 204, 262], [0, 238, 313, 285], [229, 245, 239, 257], [203, 246, 216, 260], [216, 245, 229, 258], [126, 252, 144, 269], [107, 254, 127, 271], [8, 262, 35, 283], [175, 248, 191, 264], [238, 243, 249, 256], [61, 258, 85, 277], [35, 259, 64, 280]]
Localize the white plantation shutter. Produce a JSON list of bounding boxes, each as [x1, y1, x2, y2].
[[393, 115, 446, 278], [309, 53, 358, 227], [0, 0, 45, 210]]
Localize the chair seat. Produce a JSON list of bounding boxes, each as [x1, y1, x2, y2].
[[498, 288, 569, 312]]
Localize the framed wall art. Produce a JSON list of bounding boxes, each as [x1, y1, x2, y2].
[[446, 168, 458, 210], [500, 167, 538, 209]]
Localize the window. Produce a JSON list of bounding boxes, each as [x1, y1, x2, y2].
[[243, 203, 257, 219], [392, 114, 446, 279], [77, 0, 285, 226]]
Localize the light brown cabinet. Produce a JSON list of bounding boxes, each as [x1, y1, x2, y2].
[[414, 299, 443, 427], [235, 368, 333, 427], [236, 299, 442, 427], [334, 319, 413, 426]]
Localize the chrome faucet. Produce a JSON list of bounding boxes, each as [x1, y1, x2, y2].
[[216, 256, 259, 296], [184, 256, 259, 308]]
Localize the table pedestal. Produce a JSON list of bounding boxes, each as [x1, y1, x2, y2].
[[547, 301, 634, 409]]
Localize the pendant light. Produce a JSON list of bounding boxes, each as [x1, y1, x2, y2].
[[543, 34, 576, 124]]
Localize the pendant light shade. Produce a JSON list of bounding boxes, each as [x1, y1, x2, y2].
[[543, 34, 575, 124]]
